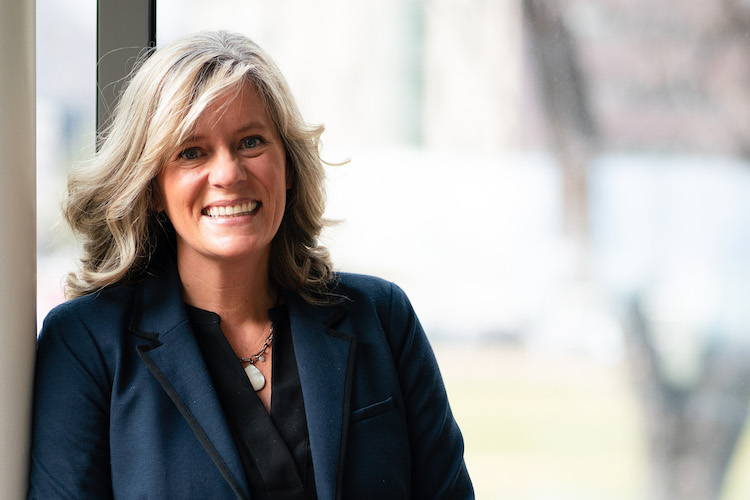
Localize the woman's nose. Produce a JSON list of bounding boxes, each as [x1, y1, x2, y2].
[[208, 149, 247, 188]]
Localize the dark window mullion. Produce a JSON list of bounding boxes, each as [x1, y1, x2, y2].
[[96, 0, 156, 134]]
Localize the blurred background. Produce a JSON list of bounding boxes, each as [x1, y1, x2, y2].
[[37, 1, 750, 498]]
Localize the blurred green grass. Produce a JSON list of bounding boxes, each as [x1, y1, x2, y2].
[[435, 343, 750, 500]]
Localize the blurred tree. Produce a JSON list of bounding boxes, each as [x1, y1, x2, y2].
[[522, 0, 596, 278], [628, 295, 750, 500], [522, 1, 750, 499]]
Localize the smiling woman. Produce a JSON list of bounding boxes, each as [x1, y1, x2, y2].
[[28, 30, 473, 499], [60, 32, 331, 306], [155, 84, 290, 273], [155, 84, 292, 408]]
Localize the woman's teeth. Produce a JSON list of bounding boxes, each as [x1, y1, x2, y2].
[[203, 201, 259, 217]]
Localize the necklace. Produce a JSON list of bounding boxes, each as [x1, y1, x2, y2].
[[238, 322, 274, 392]]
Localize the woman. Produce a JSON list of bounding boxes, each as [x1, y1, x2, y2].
[[29, 31, 473, 499]]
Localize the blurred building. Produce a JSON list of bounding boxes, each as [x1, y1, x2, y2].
[[545, 0, 750, 156]]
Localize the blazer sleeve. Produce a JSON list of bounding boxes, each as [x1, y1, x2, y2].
[[385, 282, 474, 499], [28, 306, 114, 499]]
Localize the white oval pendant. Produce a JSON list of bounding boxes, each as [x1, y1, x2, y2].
[[244, 363, 266, 391]]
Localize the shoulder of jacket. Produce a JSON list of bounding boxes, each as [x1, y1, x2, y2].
[[329, 272, 415, 320], [332, 272, 402, 301], [42, 282, 137, 330]]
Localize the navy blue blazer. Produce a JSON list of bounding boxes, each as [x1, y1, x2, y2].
[[29, 263, 473, 499]]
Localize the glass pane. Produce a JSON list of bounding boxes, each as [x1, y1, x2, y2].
[[36, 0, 96, 324], [35, 1, 750, 498]]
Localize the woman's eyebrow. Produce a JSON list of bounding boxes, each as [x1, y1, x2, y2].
[[237, 120, 270, 133], [175, 121, 271, 149], [176, 135, 204, 148]]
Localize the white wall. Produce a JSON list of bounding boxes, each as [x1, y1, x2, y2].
[[0, 0, 36, 497]]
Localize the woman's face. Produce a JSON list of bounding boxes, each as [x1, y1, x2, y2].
[[155, 83, 290, 269]]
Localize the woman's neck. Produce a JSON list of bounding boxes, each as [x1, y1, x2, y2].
[[176, 251, 276, 329]]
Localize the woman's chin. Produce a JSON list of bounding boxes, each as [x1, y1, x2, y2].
[[176, 236, 272, 267]]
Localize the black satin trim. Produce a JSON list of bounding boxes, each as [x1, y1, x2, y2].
[[136, 346, 249, 500]]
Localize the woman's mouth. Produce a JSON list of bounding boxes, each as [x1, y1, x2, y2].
[[202, 201, 260, 218]]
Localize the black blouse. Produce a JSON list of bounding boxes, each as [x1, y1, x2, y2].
[[187, 304, 317, 500]]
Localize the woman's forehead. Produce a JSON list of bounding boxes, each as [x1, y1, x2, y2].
[[195, 84, 270, 133], [168, 82, 276, 149]]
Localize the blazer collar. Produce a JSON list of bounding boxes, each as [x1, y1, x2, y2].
[[129, 262, 250, 499], [282, 290, 357, 500], [130, 263, 357, 500]]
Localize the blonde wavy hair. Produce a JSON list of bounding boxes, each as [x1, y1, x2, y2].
[[64, 30, 333, 303]]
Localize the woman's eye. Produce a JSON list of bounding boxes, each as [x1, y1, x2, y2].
[[178, 148, 200, 160], [240, 136, 263, 149]]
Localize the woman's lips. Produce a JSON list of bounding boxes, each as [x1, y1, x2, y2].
[[202, 201, 260, 218]]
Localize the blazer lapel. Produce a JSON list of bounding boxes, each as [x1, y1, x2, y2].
[[130, 264, 249, 499], [284, 292, 357, 500]]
